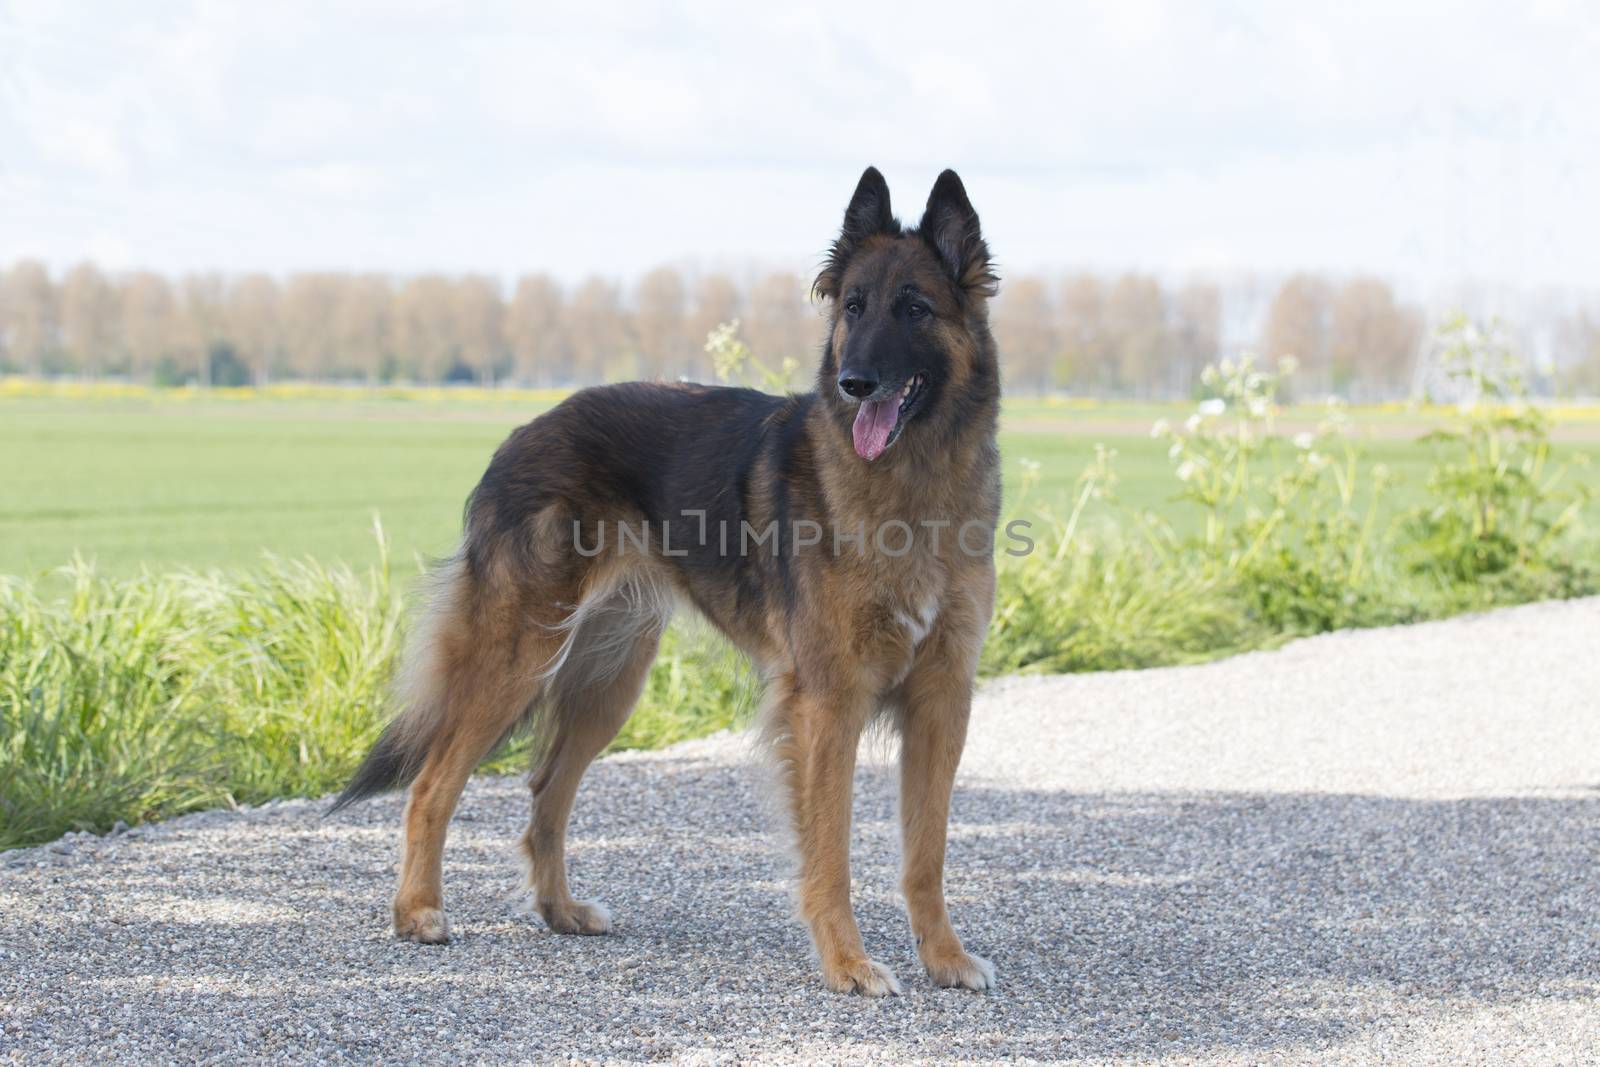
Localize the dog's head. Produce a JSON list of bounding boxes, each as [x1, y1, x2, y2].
[[814, 167, 999, 463]]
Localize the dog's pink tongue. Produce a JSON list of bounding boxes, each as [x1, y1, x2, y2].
[[851, 398, 899, 461]]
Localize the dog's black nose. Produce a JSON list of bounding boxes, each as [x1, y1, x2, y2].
[[837, 372, 879, 398]]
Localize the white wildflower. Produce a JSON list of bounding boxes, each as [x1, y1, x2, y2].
[[1176, 459, 1199, 483], [1293, 431, 1315, 450], [1185, 414, 1202, 434], [1198, 397, 1226, 417], [1149, 418, 1170, 438], [1247, 396, 1268, 418]]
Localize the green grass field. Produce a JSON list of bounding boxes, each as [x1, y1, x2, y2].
[[5, 380, 1600, 848], [6, 389, 1598, 578]]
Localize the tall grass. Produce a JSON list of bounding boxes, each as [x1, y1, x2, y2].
[[3, 318, 1596, 849], [0, 547, 399, 847], [983, 321, 1596, 676], [0, 532, 757, 849]]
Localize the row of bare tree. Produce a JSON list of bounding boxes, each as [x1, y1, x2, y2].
[[1017, 274, 1431, 400], [0, 261, 772, 387], [2, 260, 1595, 396]]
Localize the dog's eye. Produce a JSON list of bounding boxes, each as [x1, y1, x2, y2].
[[844, 299, 863, 316], [906, 303, 929, 320]]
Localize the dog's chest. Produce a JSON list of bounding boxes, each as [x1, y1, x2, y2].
[[892, 593, 941, 647], [873, 554, 945, 650]]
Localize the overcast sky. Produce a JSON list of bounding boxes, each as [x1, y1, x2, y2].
[[3, 1, 1597, 296]]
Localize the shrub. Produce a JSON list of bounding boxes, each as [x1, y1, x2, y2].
[[1404, 314, 1594, 598], [986, 322, 1596, 675]]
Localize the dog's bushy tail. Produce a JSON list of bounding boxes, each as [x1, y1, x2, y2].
[[328, 555, 468, 814]]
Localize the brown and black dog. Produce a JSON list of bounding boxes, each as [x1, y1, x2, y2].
[[333, 167, 1002, 995]]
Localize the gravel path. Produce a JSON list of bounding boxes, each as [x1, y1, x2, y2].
[[4, 597, 1599, 1065]]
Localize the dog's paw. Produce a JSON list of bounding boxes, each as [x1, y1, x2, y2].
[[538, 898, 612, 935], [823, 956, 902, 997], [394, 906, 450, 945], [923, 947, 996, 991]]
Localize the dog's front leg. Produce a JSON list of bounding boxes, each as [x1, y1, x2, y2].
[[898, 635, 996, 991], [773, 678, 899, 996]]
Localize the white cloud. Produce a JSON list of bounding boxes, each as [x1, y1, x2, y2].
[[0, 0, 1596, 295], [36, 114, 129, 180], [255, 95, 358, 155], [275, 162, 381, 198], [85, 233, 134, 270]]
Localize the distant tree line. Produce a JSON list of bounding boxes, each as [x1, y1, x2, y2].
[[998, 272, 1428, 401], [3, 260, 1597, 397]]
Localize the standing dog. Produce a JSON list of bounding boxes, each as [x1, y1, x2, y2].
[[333, 167, 1001, 995]]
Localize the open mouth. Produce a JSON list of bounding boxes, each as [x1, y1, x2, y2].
[[850, 372, 926, 461]]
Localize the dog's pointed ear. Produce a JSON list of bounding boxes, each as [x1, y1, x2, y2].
[[919, 169, 998, 298], [814, 166, 896, 300]]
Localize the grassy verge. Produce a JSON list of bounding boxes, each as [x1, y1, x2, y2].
[[0, 536, 760, 849], [3, 322, 1597, 849], [986, 327, 1597, 673]]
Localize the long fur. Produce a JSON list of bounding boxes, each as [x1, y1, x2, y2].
[[328, 554, 472, 813], [330, 558, 676, 814]]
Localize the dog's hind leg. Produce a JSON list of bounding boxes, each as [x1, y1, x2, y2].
[[521, 598, 665, 935], [392, 605, 557, 945]]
